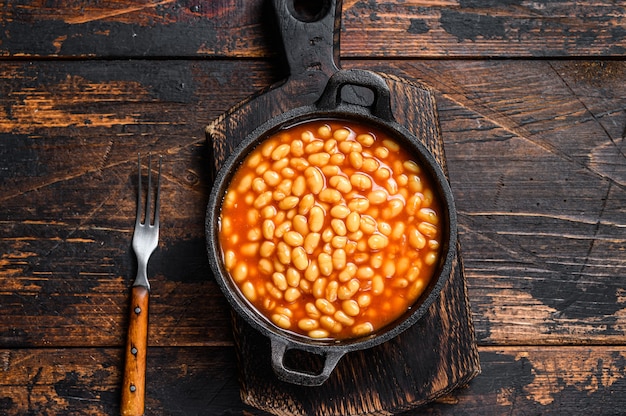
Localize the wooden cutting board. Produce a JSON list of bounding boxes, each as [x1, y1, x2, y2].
[[205, 1, 480, 414]]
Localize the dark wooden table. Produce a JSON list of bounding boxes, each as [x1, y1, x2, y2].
[[2, 1, 626, 415]]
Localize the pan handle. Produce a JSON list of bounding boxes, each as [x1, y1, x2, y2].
[[272, 0, 341, 79], [316, 69, 395, 121], [270, 337, 345, 386]]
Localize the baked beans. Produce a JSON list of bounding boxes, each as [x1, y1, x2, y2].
[[219, 119, 442, 340]]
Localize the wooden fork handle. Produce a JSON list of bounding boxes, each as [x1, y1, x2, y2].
[[121, 285, 149, 416]]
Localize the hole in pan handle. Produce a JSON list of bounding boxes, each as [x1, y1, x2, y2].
[[272, 0, 340, 77], [270, 337, 345, 386], [284, 0, 332, 23], [316, 69, 395, 122]]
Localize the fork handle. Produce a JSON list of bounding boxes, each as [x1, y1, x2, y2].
[[121, 285, 149, 416]]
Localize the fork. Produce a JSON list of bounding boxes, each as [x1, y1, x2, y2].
[[121, 154, 161, 416]]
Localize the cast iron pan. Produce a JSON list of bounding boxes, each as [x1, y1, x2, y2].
[[206, 59, 458, 385]]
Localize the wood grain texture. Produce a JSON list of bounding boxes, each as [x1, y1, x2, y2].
[[0, 60, 277, 348], [2, 59, 624, 350], [0, 3, 625, 407], [121, 285, 149, 416], [1, 0, 625, 58], [0, 346, 624, 415], [1, 2, 624, 416], [350, 59, 626, 346]]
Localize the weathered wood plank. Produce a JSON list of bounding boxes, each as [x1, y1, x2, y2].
[[350, 59, 626, 345], [0, 347, 250, 415], [1, 59, 625, 349], [1, 346, 624, 415], [0, 60, 279, 348], [1, 0, 625, 58], [1, 0, 623, 413]]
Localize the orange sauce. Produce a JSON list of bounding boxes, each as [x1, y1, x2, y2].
[[219, 119, 442, 340]]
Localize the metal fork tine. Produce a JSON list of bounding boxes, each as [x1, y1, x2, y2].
[[136, 153, 142, 226], [154, 156, 162, 226], [145, 154, 152, 226]]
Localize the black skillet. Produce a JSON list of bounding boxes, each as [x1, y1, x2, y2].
[[205, 0, 458, 386]]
